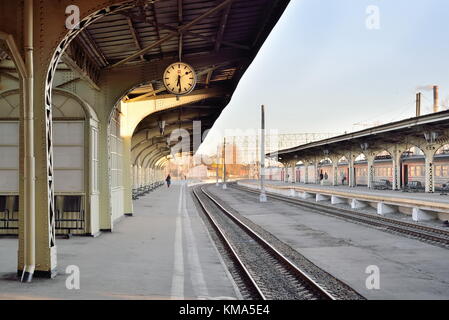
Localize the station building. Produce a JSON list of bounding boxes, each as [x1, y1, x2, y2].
[[0, 0, 290, 280]]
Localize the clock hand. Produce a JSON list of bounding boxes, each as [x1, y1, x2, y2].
[[180, 71, 192, 79], [177, 75, 181, 87]]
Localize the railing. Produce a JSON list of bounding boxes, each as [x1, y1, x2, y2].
[[132, 181, 164, 200], [0, 196, 19, 234], [55, 195, 85, 236]]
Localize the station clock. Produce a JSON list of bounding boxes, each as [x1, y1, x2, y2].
[[163, 62, 197, 95]]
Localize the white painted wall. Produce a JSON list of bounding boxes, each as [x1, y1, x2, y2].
[[53, 121, 85, 193], [0, 121, 19, 193]]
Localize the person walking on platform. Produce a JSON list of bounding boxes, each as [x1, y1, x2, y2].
[[166, 174, 172, 188]]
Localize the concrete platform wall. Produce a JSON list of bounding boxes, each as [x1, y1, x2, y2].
[[239, 181, 447, 222]]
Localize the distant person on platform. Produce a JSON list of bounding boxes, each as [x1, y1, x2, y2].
[[166, 174, 171, 188]]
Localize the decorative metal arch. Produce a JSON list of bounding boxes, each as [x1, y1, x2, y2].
[[43, 1, 136, 247]]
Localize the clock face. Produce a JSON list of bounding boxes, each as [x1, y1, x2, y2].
[[163, 62, 197, 95]]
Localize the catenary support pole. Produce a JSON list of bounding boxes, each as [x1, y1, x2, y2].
[[260, 105, 267, 202], [222, 137, 227, 189], [216, 145, 219, 186]]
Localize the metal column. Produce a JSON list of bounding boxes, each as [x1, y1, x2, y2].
[[260, 105, 267, 202]]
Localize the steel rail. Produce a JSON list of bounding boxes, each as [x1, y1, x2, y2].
[[194, 186, 336, 300], [192, 187, 266, 300]]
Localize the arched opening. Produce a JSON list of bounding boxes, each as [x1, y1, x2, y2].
[[354, 153, 367, 186], [372, 150, 393, 190], [433, 144, 449, 191], [0, 36, 26, 277], [317, 158, 332, 185], [0, 48, 20, 236], [400, 146, 425, 191], [337, 156, 349, 185], [0, 89, 99, 236], [301, 160, 316, 184], [295, 160, 304, 183], [267, 164, 282, 181], [36, 2, 141, 253]]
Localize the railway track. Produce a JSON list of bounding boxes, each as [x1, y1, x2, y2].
[[232, 184, 449, 248], [192, 185, 337, 300]]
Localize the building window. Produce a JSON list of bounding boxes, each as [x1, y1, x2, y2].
[[109, 109, 123, 189]]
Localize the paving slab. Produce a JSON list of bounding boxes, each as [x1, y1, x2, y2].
[[0, 182, 238, 300]]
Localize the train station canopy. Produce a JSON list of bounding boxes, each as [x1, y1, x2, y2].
[[272, 110, 449, 162]]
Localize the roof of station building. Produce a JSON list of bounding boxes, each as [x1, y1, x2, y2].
[[273, 110, 449, 159], [67, 0, 290, 99]]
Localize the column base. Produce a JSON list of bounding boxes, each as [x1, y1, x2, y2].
[[351, 199, 367, 209], [316, 194, 330, 202], [412, 208, 436, 221], [377, 203, 396, 215], [331, 196, 346, 204], [17, 268, 57, 279]]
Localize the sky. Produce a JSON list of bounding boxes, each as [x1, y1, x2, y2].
[[197, 0, 449, 155]]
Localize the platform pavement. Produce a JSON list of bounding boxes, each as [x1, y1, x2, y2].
[[245, 179, 449, 204], [207, 184, 449, 299], [0, 181, 239, 300]]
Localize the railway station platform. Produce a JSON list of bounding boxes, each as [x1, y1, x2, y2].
[[0, 182, 239, 300], [238, 180, 449, 223]]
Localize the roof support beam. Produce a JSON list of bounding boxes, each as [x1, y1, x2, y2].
[[126, 17, 145, 61], [56, 77, 81, 88], [0, 70, 19, 82], [178, 0, 183, 23], [252, 0, 281, 48], [126, 87, 167, 103], [0, 32, 27, 78], [215, 3, 232, 52], [150, 22, 250, 51], [61, 53, 100, 91], [205, 69, 213, 88], [109, 0, 240, 68], [178, 0, 183, 60], [197, 62, 235, 77], [78, 30, 108, 67], [134, 119, 216, 139], [150, 3, 164, 58]]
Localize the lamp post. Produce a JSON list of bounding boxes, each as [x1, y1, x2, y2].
[[222, 137, 227, 189], [216, 144, 219, 186], [260, 105, 267, 202]]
